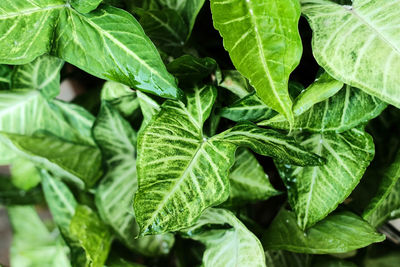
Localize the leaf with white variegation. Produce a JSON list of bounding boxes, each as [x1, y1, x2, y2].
[[260, 86, 386, 133], [93, 102, 174, 256], [0, 0, 181, 99], [301, 0, 400, 109], [275, 128, 374, 229], [135, 85, 237, 235], [211, 0, 302, 122], [182, 208, 266, 267], [263, 209, 385, 254], [11, 55, 64, 99]]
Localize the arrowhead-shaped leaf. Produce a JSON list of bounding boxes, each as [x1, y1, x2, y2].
[[182, 208, 266, 267], [263, 209, 385, 254], [210, 0, 303, 122], [301, 0, 400, 108], [275, 128, 374, 229]]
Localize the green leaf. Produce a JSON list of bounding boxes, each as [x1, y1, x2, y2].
[[0, 1, 181, 99], [216, 122, 324, 166], [8, 206, 71, 267], [301, 0, 400, 109], [69, 205, 113, 267], [140, 8, 188, 56], [260, 86, 386, 133], [265, 250, 312, 267], [292, 72, 344, 116], [262, 209, 385, 254], [1, 132, 103, 188], [227, 148, 280, 205], [135, 85, 237, 235], [93, 102, 174, 256], [10, 55, 64, 99], [0, 64, 12, 90], [137, 90, 160, 128], [210, 0, 303, 122], [276, 128, 374, 229], [219, 92, 276, 123], [0, 176, 43, 205], [363, 149, 400, 227], [182, 208, 266, 267], [219, 70, 252, 98], [71, 0, 102, 13], [10, 158, 41, 191], [166, 55, 217, 87]]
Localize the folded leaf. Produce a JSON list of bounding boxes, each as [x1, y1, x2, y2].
[[260, 86, 386, 133], [276, 128, 374, 229], [227, 148, 280, 205], [94, 102, 174, 256], [10, 158, 41, 191], [0, 1, 181, 99], [8, 206, 71, 267], [263, 209, 385, 254], [135, 85, 237, 235], [182, 208, 266, 267], [216, 122, 324, 166], [211, 0, 303, 122], [301, 0, 400, 109]]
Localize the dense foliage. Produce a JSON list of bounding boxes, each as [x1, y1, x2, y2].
[[1, 0, 400, 266]]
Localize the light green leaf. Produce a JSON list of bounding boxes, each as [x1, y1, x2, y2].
[[0, 64, 12, 90], [135, 85, 237, 235], [93, 102, 174, 256], [363, 149, 400, 227], [211, 0, 303, 122], [101, 81, 140, 118], [182, 208, 266, 267], [216, 122, 324, 166], [140, 8, 188, 56], [265, 250, 312, 267], [219, 70, 252, 98], [292, 72, 344, 116], [276, 128, 374, 229], [69, 205, 113, 267], [166, 55, 217, 87], [301, 0, 400, 109], [10, 55, 64, 99], [227, 148, 280, 205], [263, 209, 385, 254], [0, 1, 181, 99], [71, 0, 102, 13], [137, 90, 160, 128], [260, 86, 386, 133], [219, 92, 276, 123], [10, 158, 41, 191], [1, 132, 103, 188], [8, 206, 71, 267]]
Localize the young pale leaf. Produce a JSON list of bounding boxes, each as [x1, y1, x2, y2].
[[363, 150, 400, 227], [301, 0, 400, 109], [10, 55, 64, 99], [227, 148, 280, 205], [263, 209, 385, 254], [135, 85, 237, 235], [182, 208, 266, 267], [210, 0, 302, 122], [265, 250, 312, 267], [219, 70, 252, 98], [93, 102, 174, 256], [260, 86, 386, 133], [216, 122, 324, 166], [166, 55, 217, 87], [292, 72, 344, 116], [0, 65, 11, 90], [10, 158, 41, 191], [8, 206, 71, 267], [276, 128, 374, 229], [101, 81, 140, 118], [1, 132, 103, 188], [219, 92, 277, 123], [69, 205, 113, 267], [140, 9, 188, 56], [71, 0, 102, 13], [0, 1, 181, 99]]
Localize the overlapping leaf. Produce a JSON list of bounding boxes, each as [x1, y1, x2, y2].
[[0, 0, 181, 98], [211, 0, 303, 122], [301, 0, 400, 108], [182, 208, 266, 267], [276, 128, 374, 229], [263, 209, 385, 254]]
